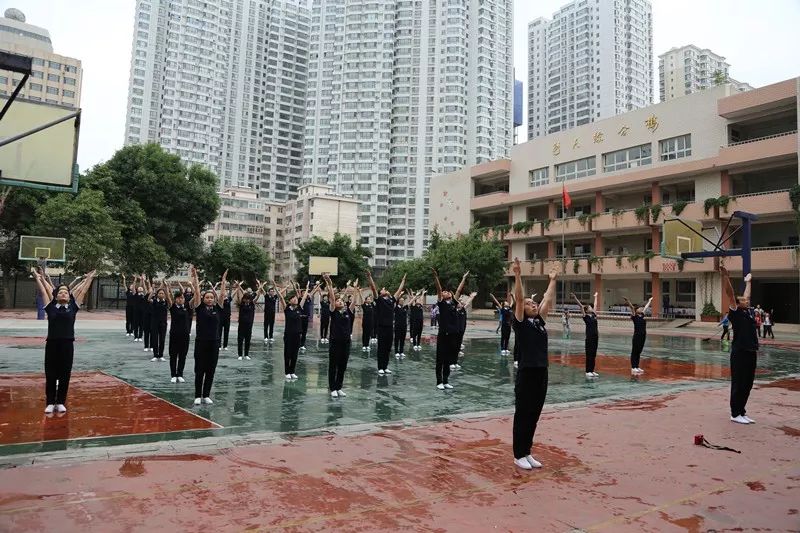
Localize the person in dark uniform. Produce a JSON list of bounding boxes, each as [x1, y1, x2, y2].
[[274, 279, 311, 380], [177, 281, 194, 337], [393, 294, 409, 358], [189, 266, 227, 406], [150, 282, 170, 362], [299, 282, 320, 352], [133, 283, 147, 342], [168, 290, 190, 383], [491, 295, 513, 356], [624, 296, 652, 375], [409, 290, 425, 351], [122, 274, 136, 336], [323, 273, 355, 397], [33, 268, 97, 414], [320, 293, 331, 344], [360, 294, 376, 352], [218, 285, 232, 351], [263, 286, 278, 343], [573, 292, 600, 378], [511, 258, 557, 470], [234, 284, 259, 361], [721, 266, 758, 424], [431, 269, 468, 389], [452, 292, 477, 370], [366, 271, 406, 375]]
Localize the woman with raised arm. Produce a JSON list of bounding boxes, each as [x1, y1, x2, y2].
[[408, 290, 426, 351], [190, 266, 227, 406], [721, 266, 758, 424], [299, 281, 320, 352], [367, 271, 406, 375], [235, 281, 258, 361], [491, 294, 513, 356], [452, 291, 477, 370], [123, 274, 137, 337], [275, 279, 308, 380], [511, 258, 557, 470], [573, 291, 600, 378], [218, 281, 233, 351], [623, 295, 652, 375], [431, 268, 468, 389], [263, 282, 279, 344], [323, 274, 355, 397], [150, 280, 170, 363], [34, 268, 97, 414], [360, 290, 376, 352], [319, 288, 332, 344], [168, 285, 190, 384], [135, 276, 151, 349], [393, 291, 410, 359]]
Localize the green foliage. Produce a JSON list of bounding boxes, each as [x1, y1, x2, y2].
[[541, 218, 553, 230], [0, 187, 50, 275], [512, 220, 535, 234], [671, 200, 688, 216], [199, 237, 270, 287], [293, 233, 372, 285], [717, 195, 731, 213], [32, 189, 123, 274], [634, 205, 650, 224], [650, 203, 662, 222], [81, 143, 220, 275], [703, 195, 734, 216], [790, 184, 800, 211], [712, 70, 727, 86], [703, 197, 717, 215], [572, 259, 580, 274], [577, 212, 600, 227], [615, 256, 623, 268], [701, 302, 720, 317], [493, 224, 512, 236]]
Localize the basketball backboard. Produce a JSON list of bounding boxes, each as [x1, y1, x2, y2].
[[661, 218, 705, 262], [19, 235, 66, 262], [309, 256, 338, 275], [0, 96, 80, 192]]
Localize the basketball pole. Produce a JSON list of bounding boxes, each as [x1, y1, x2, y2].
[[561, 198, 566, 309]]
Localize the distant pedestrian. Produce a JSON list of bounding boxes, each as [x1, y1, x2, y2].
[[763, 311, 774, 339], [719, 313, 731, 341]]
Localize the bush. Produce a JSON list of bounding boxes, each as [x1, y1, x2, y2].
[[701, 302, 720, 317], [671, 199, 688, 216], [634, 205, 650, 224]]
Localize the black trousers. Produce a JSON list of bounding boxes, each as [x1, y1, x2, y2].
[[151, 321, 167, 358], [585, 335, 599, 373], [362, 320, 373, 348], [631, 333, 646, 368], [194, 339, 219, 398], [218, 318, 231, 348], [500, 324, 511, 350], [321, 315, 330, 339], [125, 305, 134, 334], [721, 326, 731, 340], [730, 349, 757, 417], [263, 313, 275, 339], [284, 332, 301, 374], [300, 318, 309, 347], [134, 310, 144, 339], [410, 320, 423, 346], [513, 339, 520, 362], [44, 339, 74, 405], [142, 316, 151, 347], [763, 325, 774, 339], [328, 339, 350, 391], [435, 331, 459, 384], [394, 326, 406, 354], [238, 321, 253, 357], [376, 325, 393, 370], [513, 367, 549, 459], [168, 331, 189, 377]]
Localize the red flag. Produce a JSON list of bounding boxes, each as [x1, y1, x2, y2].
[[562, 184, 572, 210]]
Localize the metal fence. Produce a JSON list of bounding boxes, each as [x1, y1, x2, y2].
[[0, 275, 127, 310]]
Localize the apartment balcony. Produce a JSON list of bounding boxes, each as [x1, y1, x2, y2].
[[592, 209, 647, 232], [723, 246, 799, 272], [728, 190, 792, 218], [505, 260, 541, 277], [503, 223, 544, 240], [649, 256, 716, 274], [542, 217, 593, 238], [717, 131, 797, 169], [594, 256, 650, 275], [718, 78, 797, 119]]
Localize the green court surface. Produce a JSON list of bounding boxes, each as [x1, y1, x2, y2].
[[0, 324, 797, 457]]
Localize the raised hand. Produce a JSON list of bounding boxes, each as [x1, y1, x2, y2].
[[744, 273, 752, 283], [511, 257, 521, 275], [549, 269, 558, 280]]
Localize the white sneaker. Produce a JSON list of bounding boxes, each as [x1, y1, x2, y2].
[[437, 383, 445, 390], [631, 368, 639, 375], [171, 377, 177, 383], [291, 374, 298, 379], [269, 338, 274, 343], [177, 377, 185, 383], [158, 358, 165, 362], [637, 368, 644, 374], [384, 369, 392, 374], [150, 357, 158, 362], [55, 404, 67, 413], [337, 390, 346, 397], [513, 361, 519, 368], [743, 416, 756, 424], [460, 344, 465, 350], [245, 356, 251, 360], [224, 347, 229, 351], [299, 346, 306, 352], [202, 397, 213, 405], [731, 415, 750, 424], [400, 353, 406, 358], [193, 398, 201, 406], [362, 346, 367, 351], [395, 353, 401, 358], [458, 351, 464, 357], [525, 455, 543, 468], [44, 404, 55, 414], [145, 348, 150, 353], [331, 390, 339, 398], [264, 338, 268, 343], [449, 364, 456, 370], [286, 374, 292, 379], [514, 457, 532, 470], [238, 356, 243, 360], [444, 383, 453, 389], [378, 369, 385, 375], [455, 364, 462, 370], [586, 372, 595, 378], [592, 372, 600, 377]]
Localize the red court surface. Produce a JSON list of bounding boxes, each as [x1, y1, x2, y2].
[[0, 372, 219, 446], [0, 379, 797, 532]]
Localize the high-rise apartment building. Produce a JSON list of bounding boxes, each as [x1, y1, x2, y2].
[[304, 0, 513, 269], [124, 0, 309, 202], [0, 8, 82, 109], [528, 0, 652, 139], [659, 45, 753, 102]]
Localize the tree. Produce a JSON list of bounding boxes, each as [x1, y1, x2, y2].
[[293, 233, 371, 285], [199, 237, 270, 287], [81, 143, 220, 275], [32, 189, 123, 274], [713, 70, 728, 86], [0, 187, 50, 275]]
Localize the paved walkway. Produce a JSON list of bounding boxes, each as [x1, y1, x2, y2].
[[0, 378, 797, 532]]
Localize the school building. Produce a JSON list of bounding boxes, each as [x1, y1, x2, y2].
[[431, 77, 800, 323]]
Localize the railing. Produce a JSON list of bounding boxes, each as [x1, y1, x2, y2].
[[731, 189, 790, 198], [727, 129, 797, 147], [751, 245, 799, 252]]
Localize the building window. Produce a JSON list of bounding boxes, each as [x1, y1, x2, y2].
[[46, 86, 58, 95], [29, 82, 43, 91], [602, 143, 652, 172], [47, 73, 60, 82], [48, 61, 62, 69], [529, 167, 549, 187], [555, 157, 596, 182], [659, 134, 691, 161], [62, 89, 75, 98], [676, 280, 696, 305]]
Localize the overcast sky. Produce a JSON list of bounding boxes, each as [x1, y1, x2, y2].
[[4, 0, 799, 170]]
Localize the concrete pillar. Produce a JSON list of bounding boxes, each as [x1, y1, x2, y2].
[[650, 272, 661, 318], [594, 190, 604, 213], [594, 233, 604, 256], [594, 274, 603, 311], [720, 170, 731, 196], [548, 199, 557, 219], [651, 226, 660, 252], [508, 206, 513, 224], [651, 181, 661, 204], [547, 239, 556, 258]]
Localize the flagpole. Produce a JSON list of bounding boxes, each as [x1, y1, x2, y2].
[[561, 198, 566, 311]]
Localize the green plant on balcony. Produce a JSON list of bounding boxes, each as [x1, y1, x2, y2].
[[494, 224, 512, 236], [542, 218, 553, 230], [671, 199, 688, 216], [577, 212, 590, 227], [573, 259, 580, 274], [701, 302, 720, 318], [634, 205, 650, 224], [476, 226, 491, 236], [650, 203, 662, 223], [615, 255, 623, 268], [627, 253, 644, 271], [512, 221, 535, 234], [703, 197, 718, 215], [717, 195, 732, 213], [790, 184, 800, 211], [588, 255, 602, 273], [610, 208, 625, 222]]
